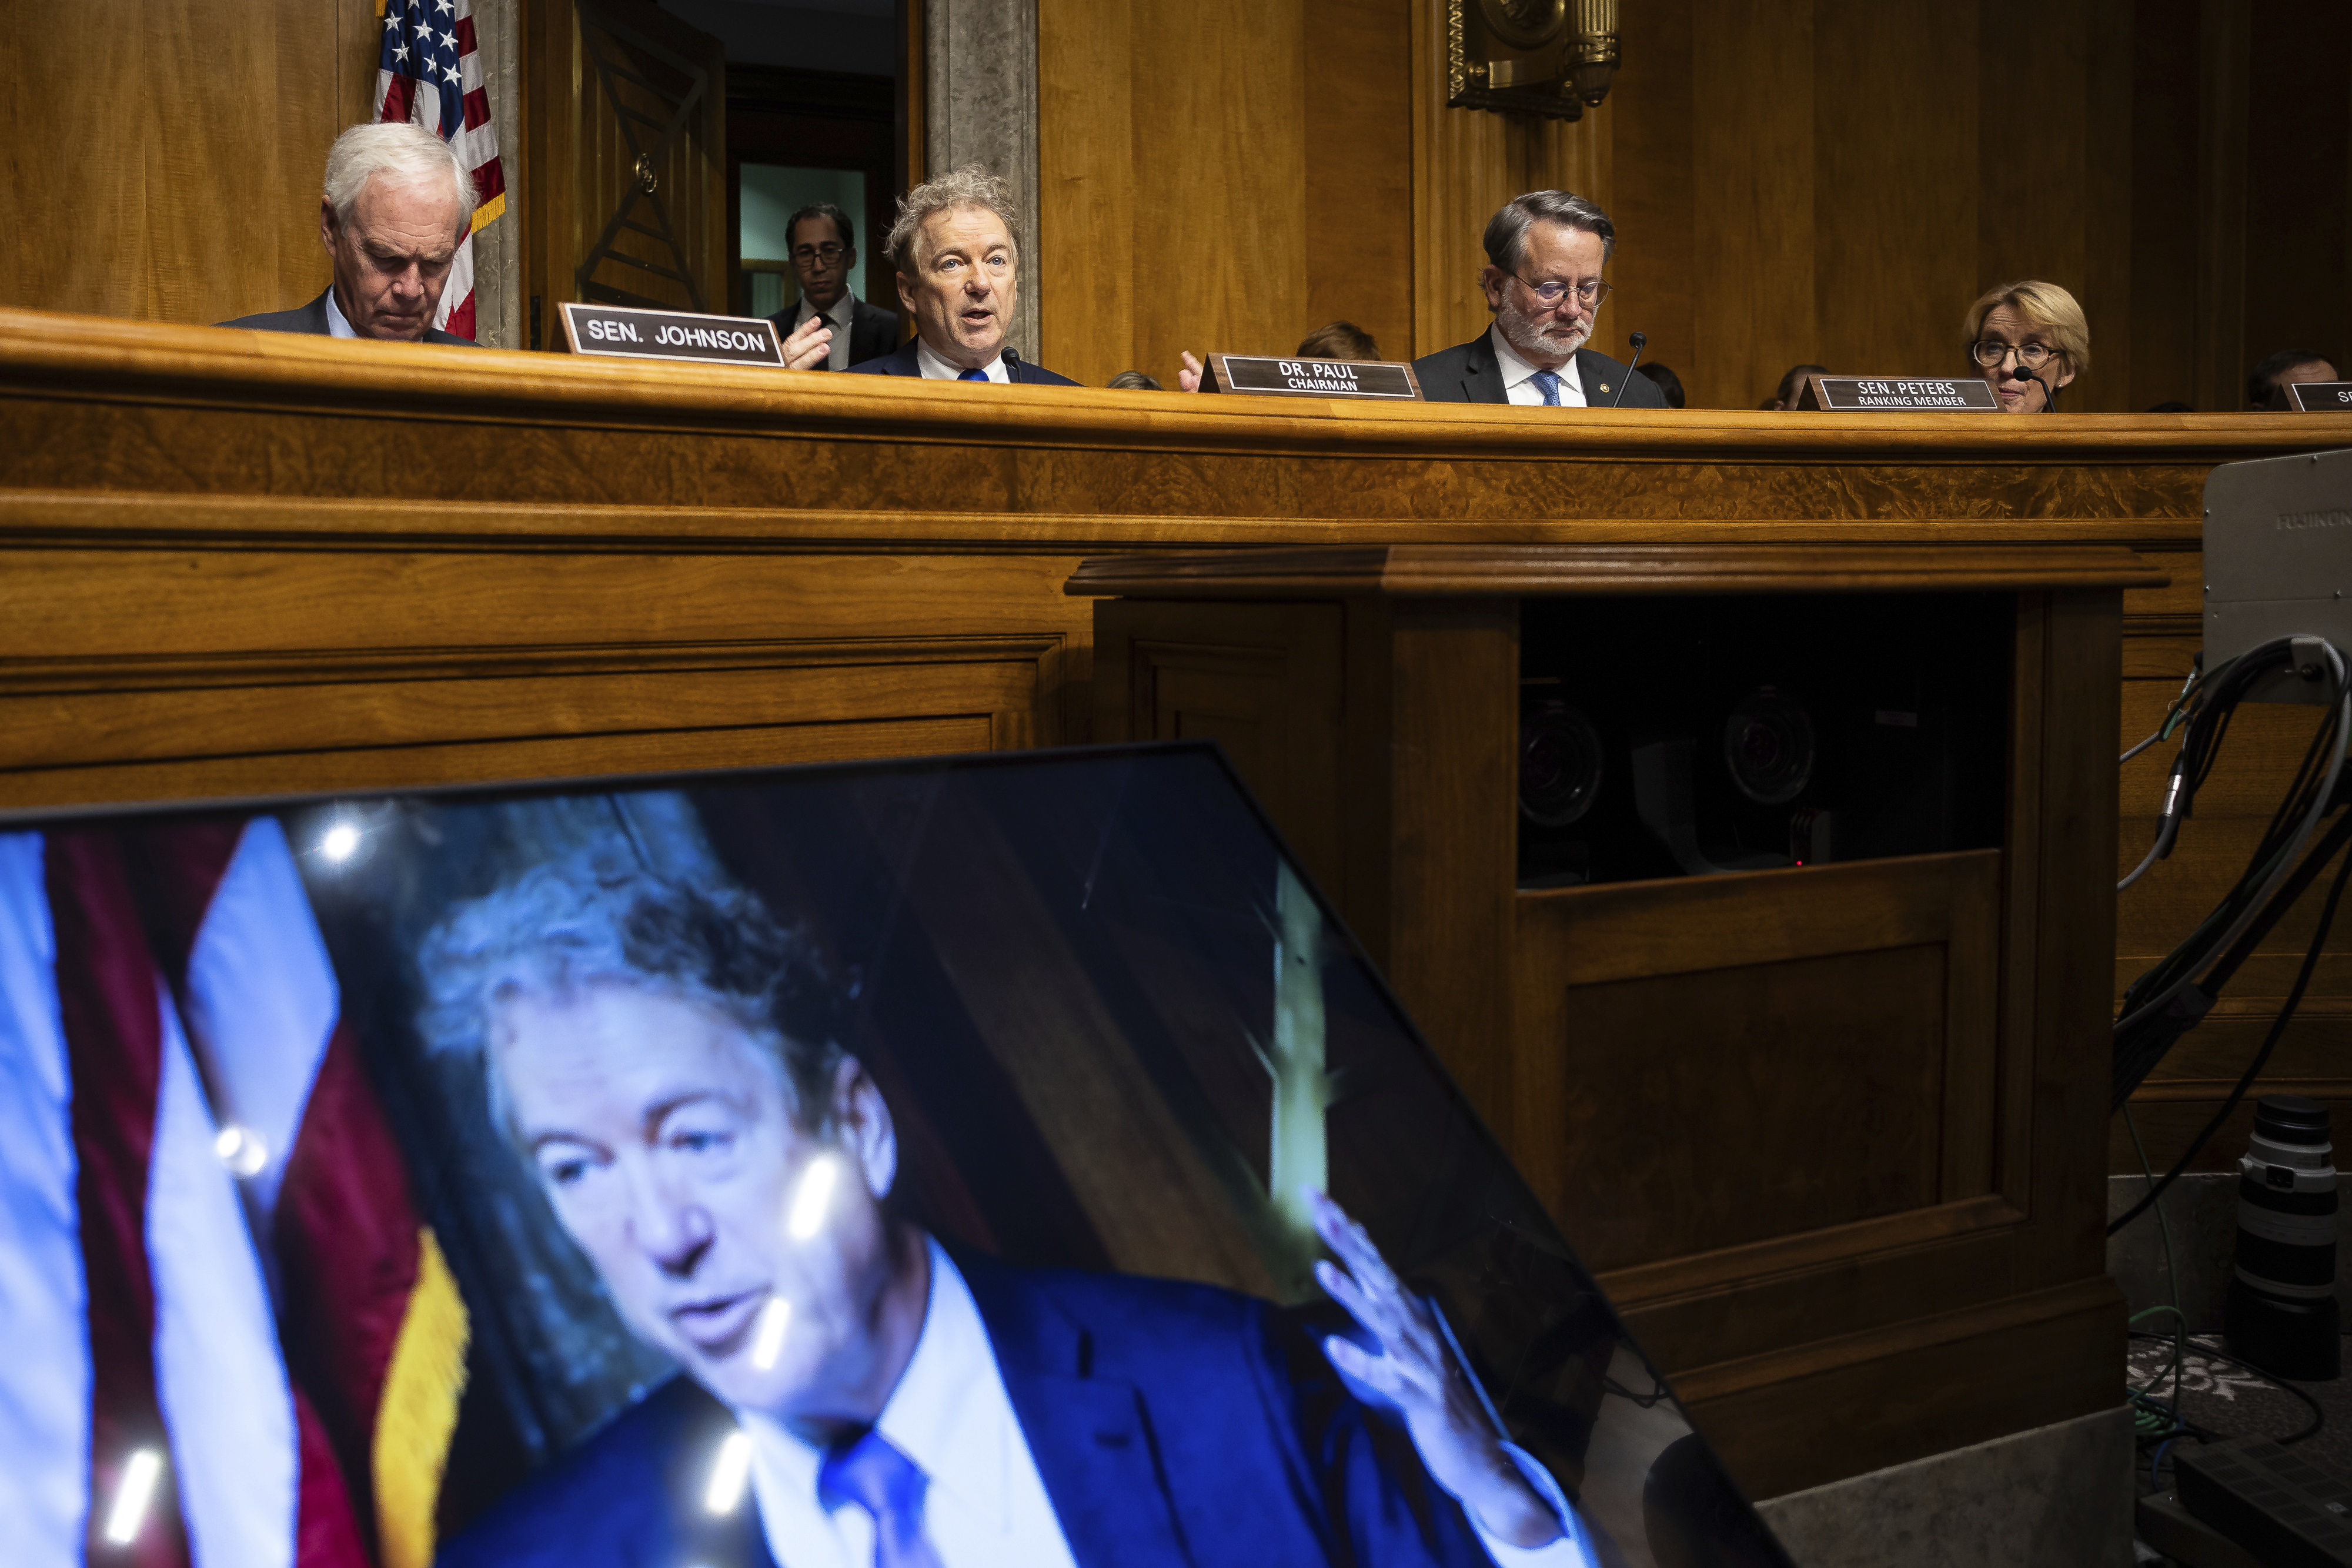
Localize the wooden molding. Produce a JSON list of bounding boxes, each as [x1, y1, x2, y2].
[[8, 309, 2351, 466], [1069, 544, 2171, 599]]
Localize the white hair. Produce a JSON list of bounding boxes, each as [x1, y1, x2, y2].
[[322, 121, 476, 233], [885, 163, 1018, 275]]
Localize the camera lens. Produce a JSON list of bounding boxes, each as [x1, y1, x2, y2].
[[1521, 701, 1605, 827], [1723, 688, 1815, 805]]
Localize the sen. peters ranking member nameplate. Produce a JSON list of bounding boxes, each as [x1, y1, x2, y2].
[[1796, 375, 1998, 411], [559, 302, 786, 367], [1200, 353, 1424, 400]]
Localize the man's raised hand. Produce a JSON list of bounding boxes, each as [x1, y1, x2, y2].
[[782, 315, 833, 370], [1309, 1190, 1561, 1549]]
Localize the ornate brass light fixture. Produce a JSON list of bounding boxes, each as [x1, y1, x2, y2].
[[1447, 0, 1619, 121]]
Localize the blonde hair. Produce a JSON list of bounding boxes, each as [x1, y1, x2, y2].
[[1963, 280, 2089, 375], [323, 121, 476, 234]]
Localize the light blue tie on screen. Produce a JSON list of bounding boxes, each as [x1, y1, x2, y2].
[[819, 1430, 947, 1568], [1530, 369, 1562, 406], [958, 367, 990, 382]]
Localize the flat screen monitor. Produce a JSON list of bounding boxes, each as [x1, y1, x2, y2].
[[0, 743, 1791, 1568]]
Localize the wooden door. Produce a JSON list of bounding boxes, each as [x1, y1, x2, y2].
[[523, 0, 727, 343]]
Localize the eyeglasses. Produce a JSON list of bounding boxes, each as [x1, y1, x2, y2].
[[1513, 272, 1613, 310], [1970, 340, 2057, 370], [791, 243, 848, 264]]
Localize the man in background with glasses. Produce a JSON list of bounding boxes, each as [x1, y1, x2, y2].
[[1414, 192, 1666, 409], [769, 203, 901, 371]]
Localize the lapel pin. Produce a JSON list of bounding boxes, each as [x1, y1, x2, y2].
[[1598, 383, 1610, 394]]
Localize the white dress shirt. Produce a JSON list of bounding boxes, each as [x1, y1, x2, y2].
[[739, 1241, 1081, 1568], [736, 1241, 1602, 1568], [796, 291, 856, 371], [914, 336, 1008, 382], [323, 286, 358, 339], [1491, 325, 1586, 407]]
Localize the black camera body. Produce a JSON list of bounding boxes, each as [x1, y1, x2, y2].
[[1518, 594, 2012, 888]]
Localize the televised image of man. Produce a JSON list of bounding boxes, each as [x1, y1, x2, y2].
[[1414, 192, 1666, 409], [426, 861, 1599, 1568], [219, 121, 483, 343], [843, 165, 1079, 385], [771, 203, 900, 371]]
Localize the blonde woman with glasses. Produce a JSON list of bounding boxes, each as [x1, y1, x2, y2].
[[1964, 280, 2087, 413]]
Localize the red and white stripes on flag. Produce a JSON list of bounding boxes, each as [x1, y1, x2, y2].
[[0, 821, 467, 1568], [375, 0, 509, 342]]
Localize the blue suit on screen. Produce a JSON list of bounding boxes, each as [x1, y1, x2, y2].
[[436, 1255, 1562, 1568]]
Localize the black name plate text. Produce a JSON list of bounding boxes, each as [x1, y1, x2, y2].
[[1202, 353, 1423, 400], [1797, 375, 1998, 412], [2287, 382, 2352, 412], [560, 302, 785, 366]]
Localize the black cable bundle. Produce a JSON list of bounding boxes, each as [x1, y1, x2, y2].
[[2108, 635, 2352, 1236], [2113, 636, 2350, 1108]]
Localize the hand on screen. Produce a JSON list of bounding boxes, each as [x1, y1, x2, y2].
[[1311, 1191, 1562, 1549], [1177, 351, 1204, 393], [783, 315, 833, 371]]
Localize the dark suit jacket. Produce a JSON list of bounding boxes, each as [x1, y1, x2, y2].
[[438, 1258, 1509, 1568], [216, 288, 477, 345], [839, 338, 1081, 386], [771, 296, 900, 370], [1413, 329, 1664, 409]]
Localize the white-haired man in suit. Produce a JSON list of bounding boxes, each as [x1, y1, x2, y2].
[[1412, 191, 1665, 410], [225, 122, 830, 364]]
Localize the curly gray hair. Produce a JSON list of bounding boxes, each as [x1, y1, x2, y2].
[[416, 854, 850, 1141], [884, 163, 1019, 276]]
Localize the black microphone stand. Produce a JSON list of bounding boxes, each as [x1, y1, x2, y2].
[[1612, 332, 1649, 408]]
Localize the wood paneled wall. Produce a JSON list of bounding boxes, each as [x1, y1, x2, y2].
[[1036, 0, 1414, 389], [0, 0, 384, 326], [1033, 0, 2352, 408]]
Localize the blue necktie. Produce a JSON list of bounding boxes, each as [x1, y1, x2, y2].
[[958, 367, 990, 382], [820, 1430, 945, 1568], [1530, 370, 1562, 406]]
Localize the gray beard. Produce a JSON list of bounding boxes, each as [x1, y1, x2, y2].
[[1495, 300, 1588, 363]]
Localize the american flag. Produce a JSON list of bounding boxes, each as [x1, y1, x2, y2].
[[376, 0, 508, 342], [0, 821, 466, 1568]]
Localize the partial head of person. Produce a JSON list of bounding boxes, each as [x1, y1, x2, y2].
[[1297, 321, 1382, 362], [1479, 191, 1616, 372], [1770, 364, 1827, 410], [419, 857, 927, 1438], [2249, 347, 2338, 410], [320, 121, 478, 342], [1636, 362, 1686, 409], [1107, 370, 1162, 390], [886, 164, 1020, 372], [1964, 280, 2088, 413], [788, 203, 857, 312]]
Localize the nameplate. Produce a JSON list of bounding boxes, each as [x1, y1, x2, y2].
[[2286, 382, 2352, 412], [1797, 375, 1998, 412], [1200, 353, 1424, 400], [559, 302, 786, 366]]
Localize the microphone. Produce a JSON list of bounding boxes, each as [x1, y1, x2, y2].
[[2015, 364, 2059, 413], [1001, 346, 1023, 383], [1612, 332, 1648, 407]]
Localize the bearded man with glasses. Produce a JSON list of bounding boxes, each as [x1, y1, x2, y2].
[[768, 203, 902, 371], [1413, 191, 1667, 409]]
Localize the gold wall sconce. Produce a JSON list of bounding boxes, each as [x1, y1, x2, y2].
[[1448, 0, 1620, 120]]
